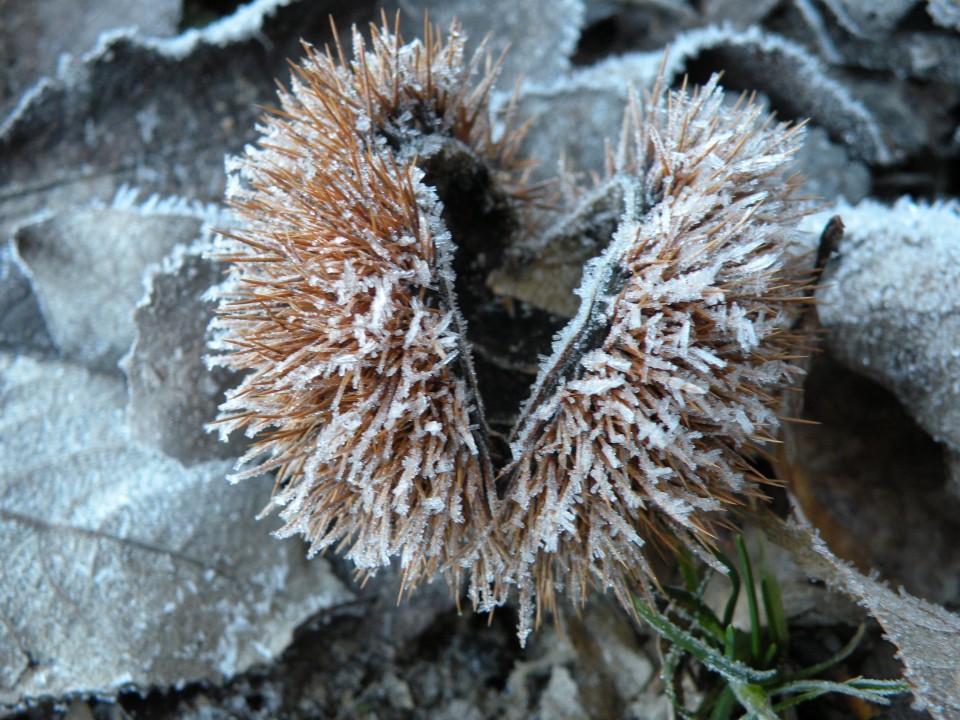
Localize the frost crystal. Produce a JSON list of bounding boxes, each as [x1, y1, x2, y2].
[[209, 18, 813, 642], [207, 17, 520, 596], [495, 77, 812, 643]]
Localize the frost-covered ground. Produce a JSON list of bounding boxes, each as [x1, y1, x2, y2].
[[2, 1, 960, 718]]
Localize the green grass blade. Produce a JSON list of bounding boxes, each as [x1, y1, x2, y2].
[[735, 535, 762, 663], [708, 685, 737, 720], [664, 586, 726, 641], [770, 678, 908, 712], [713, 548, 741, 628], [724, 624, 737, 659], [731, 683, 779, 720], [660, 642, 684, 714], [678, 546, 701, 593], [761, 642, 778, 668], [760, 574, 789, 653], [633, 596, 776, 684]]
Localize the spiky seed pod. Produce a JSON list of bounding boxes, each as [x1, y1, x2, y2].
[[207, 17, 526, 596], [495, 77, 812, 643], [209, 14, 815, 641]]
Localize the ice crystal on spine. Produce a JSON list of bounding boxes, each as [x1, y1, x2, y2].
[[208, 15, 814, 643], [207, 16, 516, 595], [496, 77, 811, 643]]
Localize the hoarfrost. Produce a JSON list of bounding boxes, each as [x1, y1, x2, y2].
[[0, 241, 53, 354], [929, 0, 960, 30], [513, 23, 894, 178], [396, 0, 584, 88], [812, 198, 960, 495], [821, 0, 915, 38], [0, 0, 181, 121], [5, 0, 958, 707], [124, 239, 240, 466], [496, 75, 813, 640], [13, 204, 206, 373], [208, 20, 502, 597], [0, 353, 352, 704]]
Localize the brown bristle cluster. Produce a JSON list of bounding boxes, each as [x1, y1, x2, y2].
[[208, 17, 815, 643], [496, 79, 812, 639], [208, 16, 522, 596]]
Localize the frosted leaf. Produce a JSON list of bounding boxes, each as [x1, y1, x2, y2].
[[0, 0, 180, 121], [396, 0, 584, 88], [0, 353, 353, 704], [0, 241, 53, 354], [13, 204, 208, 373], [124, 240, 241, 466], [830, 23, 960, 95], [811, 198, 960, 495], [795, 127, 871, 204], [667, 26, 896, 164], [511, 23, 894, 180], [929, 0, 960, 30], [821, 0, 915, 37], [757, 511, 960, 720], [0, 0, 367, 248]]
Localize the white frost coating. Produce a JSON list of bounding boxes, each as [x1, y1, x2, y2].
[[208, 20, 504, 600], [498, 75, 811, 644], [0, 353, 353, 705], [509, 49, 662, 104], [764, 514, 960, 720], [0, 77, 56, 137], [812, 198, 960, 474], [821, 0, 915, 37], [0, 0, 294, 139], [515, 23, 845, 99], [512, 23, 891, 166], [929, 0, 960, 30], [105, 185, 224, 229], [143, 0, 299, 59], [812, 198, 960, 315], [14, 196, 224, 375]]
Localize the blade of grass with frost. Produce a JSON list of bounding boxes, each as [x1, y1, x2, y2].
[[632, 596, 777, 685]]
